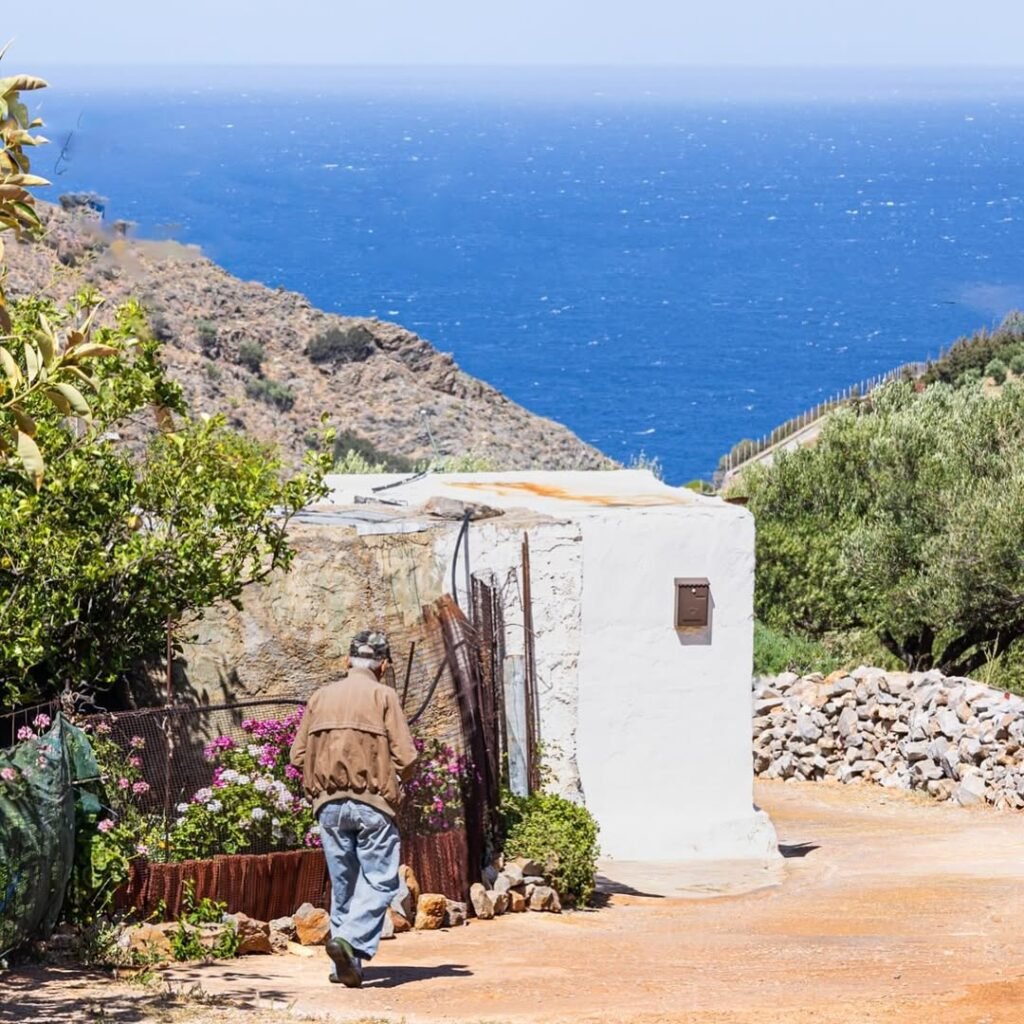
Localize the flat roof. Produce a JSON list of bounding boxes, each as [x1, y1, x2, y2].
[[319, 469, 723, 517]]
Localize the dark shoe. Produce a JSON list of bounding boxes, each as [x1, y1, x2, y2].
[[326, 937, 363, 988]]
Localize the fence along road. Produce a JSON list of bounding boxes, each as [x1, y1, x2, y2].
[[715, 360, 928, 490]]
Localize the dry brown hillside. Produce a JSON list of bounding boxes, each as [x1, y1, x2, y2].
[[6, 201, 613, 471]]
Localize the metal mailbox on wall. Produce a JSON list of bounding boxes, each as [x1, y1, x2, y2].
[[674, 578, 710, 630]]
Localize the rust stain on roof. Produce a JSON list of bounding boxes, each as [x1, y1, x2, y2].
[[449, 480, 688, 507]]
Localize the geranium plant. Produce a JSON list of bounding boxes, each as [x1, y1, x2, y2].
[[170, 709, 316, 859], [404, 737, 469, 834]]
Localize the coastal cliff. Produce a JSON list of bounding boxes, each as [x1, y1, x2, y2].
[[6, 202, 613, 471]]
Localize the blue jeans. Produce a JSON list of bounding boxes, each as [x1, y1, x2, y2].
[[317, 799, 401, 960]]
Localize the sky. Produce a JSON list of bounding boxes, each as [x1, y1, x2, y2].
[[6, 0, 1024, 69]]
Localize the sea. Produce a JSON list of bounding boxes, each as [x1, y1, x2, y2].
[[27, 67, 1024, 482]]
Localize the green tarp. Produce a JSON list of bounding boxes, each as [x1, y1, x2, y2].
[[0, 715, 99, 957]]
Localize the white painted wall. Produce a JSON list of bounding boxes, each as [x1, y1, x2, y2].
[[317, 470, 777, 863], [576, 503, 777, 861], [430, 518, 586, 799]]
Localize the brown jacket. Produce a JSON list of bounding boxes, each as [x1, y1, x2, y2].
[[289, 667, 418, 819]]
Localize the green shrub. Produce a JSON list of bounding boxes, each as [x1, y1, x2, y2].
[[746, 380, 1024, 677], [500, 791, 600, 906], [306, 324, 376, 364], [236, 340, 264, 374], [958, 367, 983, 386], [203, 361, 222, 382], [245, 377, 295, 411], [684, 478, 716, 495], [430, 453, 496, 473], [332, 430, 416, 473], [986, 358, 1008, 384], [1010, 352, 1024, 376], [196, 320, 218, 356], [753, 622, 840, 677]]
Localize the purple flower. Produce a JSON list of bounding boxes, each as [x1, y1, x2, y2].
[[32, 713, 51, 730], [16, 726, 35, 741], [117, 777, 130, 790], [0, 767, 17, 782], [203, 735, 236, 760], [130, 736, 145, 750], [285, 764, 302, 781], [132, 781, 150, 795], [97, 818, 115, 834], [136, 843, 150, 856]]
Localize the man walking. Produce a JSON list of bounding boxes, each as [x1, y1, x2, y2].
[[290, 630, 418, 987]]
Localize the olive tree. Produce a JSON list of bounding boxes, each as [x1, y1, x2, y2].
[[746, 379, 1024, 676]]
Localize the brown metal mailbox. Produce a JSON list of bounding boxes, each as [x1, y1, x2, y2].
[[675, 578, 710, 629]]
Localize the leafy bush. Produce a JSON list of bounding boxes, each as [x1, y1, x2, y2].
[[245, 377, 295, 411], [236, 340, 264, 374], [430, 453, 496, 472], [753, 622, 840, 677], [306, 324, 377, 364], [500, 792, 600, 906], [1010, 352, 1024, 376], [196, 320, 218, 356], [332, 430, 416, 473], [986, 358, 1008, 384], [746, 379, 1024, 677], [922, 312, 1024, 386]]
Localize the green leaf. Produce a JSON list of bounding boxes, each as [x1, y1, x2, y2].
[[36, 315, 56, 367], [11, 405, 36, 436], [52, 382, 91, 418], [43, 388, 72, 415], [0, 345, 21, 387], [23, 342, 40, 382], [16, 429, 43, 489]]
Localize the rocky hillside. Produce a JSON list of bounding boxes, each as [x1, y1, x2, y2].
[[6, 202, 613, 471]]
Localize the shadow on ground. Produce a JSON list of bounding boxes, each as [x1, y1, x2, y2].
[[0, 967, 152, 1023], [779, 841, 820, 859]]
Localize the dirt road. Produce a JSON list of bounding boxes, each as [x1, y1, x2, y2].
[[5, 778, 1024, 1023]]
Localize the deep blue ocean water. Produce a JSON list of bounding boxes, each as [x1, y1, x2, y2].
[[29, 69, 1024, 481]]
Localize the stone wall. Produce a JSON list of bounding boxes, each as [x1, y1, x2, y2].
[[753, 667, 1024, 810]]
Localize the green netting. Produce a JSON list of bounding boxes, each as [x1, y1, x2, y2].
[[0, 714, 99, 957]]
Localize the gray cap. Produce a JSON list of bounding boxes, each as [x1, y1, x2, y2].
[[350, 630, 391, 661]]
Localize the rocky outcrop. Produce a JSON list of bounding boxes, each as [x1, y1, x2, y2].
[[753, 668, 1024, 809], [6, 204, 613, 472]]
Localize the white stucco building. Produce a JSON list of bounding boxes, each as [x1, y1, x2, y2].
[[315, 470, 778, 865]]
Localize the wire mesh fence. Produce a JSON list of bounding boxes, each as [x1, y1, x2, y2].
[[1, 583, 517, 937]]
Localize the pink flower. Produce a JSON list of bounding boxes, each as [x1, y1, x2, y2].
[[136, 843, 150, 856], [96, 722, 112, 735], [128, 756, 142, 768], [97, 818, 115, 833], [285, 764, 302, 781], [203, 735, 235, 761], [130, 736, 145, 750], [32, 713, 51, 730], [0, 767, 17, 782], [132, 781, 150, 795], [117, 777, 130, 790], [16, 726, 35, 741]]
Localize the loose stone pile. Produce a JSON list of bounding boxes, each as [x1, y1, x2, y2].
[[753, 667, 1024, 810], [121, 857, 564, 962]]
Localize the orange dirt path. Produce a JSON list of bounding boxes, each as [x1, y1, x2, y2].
[[5, 778, 1024, 1023]]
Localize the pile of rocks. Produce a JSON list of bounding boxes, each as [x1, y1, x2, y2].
[[121, 857, 565, 963], [471, 856, 562, 919], [753, 667, 1024, 810]]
